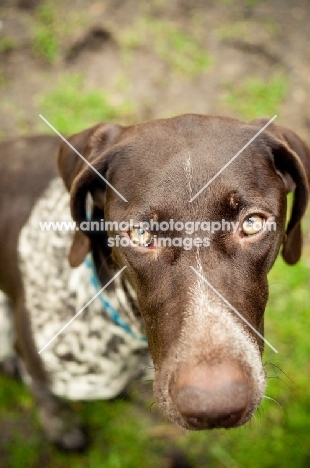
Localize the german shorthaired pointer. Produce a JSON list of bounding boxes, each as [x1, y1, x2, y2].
[[0, 115, 309, 450]]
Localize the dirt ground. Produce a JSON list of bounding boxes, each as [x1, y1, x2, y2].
[[1, 0, 310, 140]]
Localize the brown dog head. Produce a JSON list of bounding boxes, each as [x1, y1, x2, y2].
[[57, 115, 309, 430]]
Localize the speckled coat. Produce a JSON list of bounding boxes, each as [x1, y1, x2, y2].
[[17, 178, 152, 400]]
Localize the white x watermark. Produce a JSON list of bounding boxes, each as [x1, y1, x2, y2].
[[38, 266, 127, 354], [39, 114, 128, 202], [190, 266, 278, 353], [38, 114, 278, 354], [189, 115, 277, 202]]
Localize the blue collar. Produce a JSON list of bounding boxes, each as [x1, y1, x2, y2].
[[84, 256, 147, 343]]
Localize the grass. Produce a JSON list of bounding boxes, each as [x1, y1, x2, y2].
[[0, 36, 16, 54], [31, 2, 88, 63], [32, 2, 59, 62], [37, 73, 134, 134], [178, 253, 310, 467], [119, 17, 212, 78], [0, 376, 162, 468], [1, 251, 310, 467], [217, 18, 280, 40], [223, 73, 289, 120]]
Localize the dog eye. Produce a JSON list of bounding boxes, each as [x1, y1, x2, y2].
[[242, 215, 265, 235], [129, 227, 153, 246]]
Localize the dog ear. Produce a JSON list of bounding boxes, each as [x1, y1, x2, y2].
[[57, 124, 101, 191], [57, 123, 122, 267], [250, 118, 310, 265]]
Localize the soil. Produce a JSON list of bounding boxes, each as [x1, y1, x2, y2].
[[1, 0, 310, 140]]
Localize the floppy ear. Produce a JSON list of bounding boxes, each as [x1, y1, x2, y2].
[[57, 123, 122, 267], [250, 118, 310, 265]]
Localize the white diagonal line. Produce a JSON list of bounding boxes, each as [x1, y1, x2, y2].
[[189, 115, 277, 202], [39, 114, 128, 202], [190, 266, 278, 353], [38, 266, 127, 354]]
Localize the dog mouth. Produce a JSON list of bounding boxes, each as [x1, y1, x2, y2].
[[178, 409, 247, 430]]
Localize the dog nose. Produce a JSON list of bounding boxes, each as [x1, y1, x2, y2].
[[175, 362, 249, 429]]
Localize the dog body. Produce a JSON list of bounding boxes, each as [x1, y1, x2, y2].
[[18, 177, 150, 400], [0, 115, 309, 450]]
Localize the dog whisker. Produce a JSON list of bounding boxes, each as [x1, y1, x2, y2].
[[262, 395, 283, 413], [130, 388, 154, 398], [147, 401, 157, 412], [264, 361, 295, 389], [266, 375, 291, 390]]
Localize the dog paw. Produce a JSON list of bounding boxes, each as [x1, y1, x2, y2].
[[0, 355, 21, 379], [54, 426, 88, 452], [38, 404, 88, 452]]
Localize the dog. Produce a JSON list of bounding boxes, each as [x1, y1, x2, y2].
[[0, 114, 309, 451]]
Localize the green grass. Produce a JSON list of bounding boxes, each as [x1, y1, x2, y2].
[[31, 2, 88, 63], [119, 17, 212, 78], [0, 36, 16, 54], [1, 245, 310, 467], [32, 2, 59, 62], [176, 255, 310, 467], [223, 73, 289, 120], [217, 18, 279, 40], [37, 73, 134, 134], [33, 26, 58, 63], [0, 375, 162, 468]]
